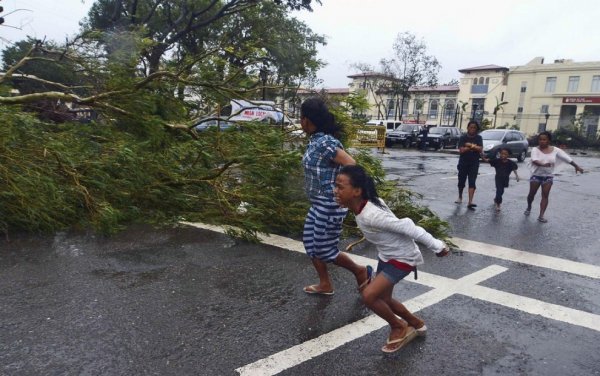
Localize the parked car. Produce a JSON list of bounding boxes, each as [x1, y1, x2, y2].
[[481, 129, 529, 161], [385, 123, 423, 147], [419, 126, 462, 150], [366, 119, 403, 132], [194, 117, 238, 132]]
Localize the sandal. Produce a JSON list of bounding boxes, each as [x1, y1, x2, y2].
[[303, 285, 334, 295], [381, 327, 417, 353], [538, 217, 548, 223], [524, 209, 531, 216], [358, 265, 374, 291]]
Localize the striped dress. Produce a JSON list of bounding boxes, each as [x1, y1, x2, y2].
[[302, 132, 347, 262]]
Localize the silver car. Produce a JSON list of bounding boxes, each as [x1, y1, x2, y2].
[[481, 129, 529, 162]]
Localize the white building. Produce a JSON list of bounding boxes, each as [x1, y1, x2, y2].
[[503, 57, 600, 136]]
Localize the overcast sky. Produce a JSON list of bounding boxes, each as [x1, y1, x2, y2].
[[2, 0, 599, 88]]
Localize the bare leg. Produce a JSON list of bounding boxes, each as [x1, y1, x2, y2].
[[334, 252, 370, 286], [467, 187, 476, 205], [307, 258, 333, 293], [526, 181, 541, 212], [456, 187, 464, 203], [539, 183, 553, 219], [361, 276, 409, 341], [387, 298, 425, 329]]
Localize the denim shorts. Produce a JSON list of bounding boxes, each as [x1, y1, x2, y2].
[[376, 260, 412, 284], [530, 175, 554, 185]]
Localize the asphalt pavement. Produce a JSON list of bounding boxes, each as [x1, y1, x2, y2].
[[1, 147, 600, 375]]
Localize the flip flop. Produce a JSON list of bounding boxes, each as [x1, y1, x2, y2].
[[414, 324, 428, 337], [454, 200, 462, 204], [303, 285, 334, 296], [538, 217, 548, 223], [467, 204, 476, 210], [524, 209, 531, 216], [381, 326, 417, 353], [357, 265, 374, 291]]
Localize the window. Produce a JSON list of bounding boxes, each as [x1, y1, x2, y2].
[[545, 77, 556, 93], [386, 99, 395, 118], [401, 99, 409, 116], [485, 77, 490, 85], [429, 100, 438, 119], [413, 96, 423, 114], [540, 105, 549, 114], [567, 76, 580, 92], [520, 81, 527, 93], [591, 75, 600, 92], [538, 123, 546, 133], [444, 99, 455, 121], [517, 107, 523, 113], [479, 77, 485, 85]]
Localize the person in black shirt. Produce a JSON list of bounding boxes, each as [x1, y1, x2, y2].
[[419, 125, 429, 150], [456, 121, 483, 209], [487, 148, 519, 211]]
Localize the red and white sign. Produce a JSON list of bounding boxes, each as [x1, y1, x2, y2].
[[562, 97, 600, 104]]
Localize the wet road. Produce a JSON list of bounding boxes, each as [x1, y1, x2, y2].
[[1, 148, 600, 375]]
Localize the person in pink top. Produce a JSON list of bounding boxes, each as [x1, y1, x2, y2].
[[525, 131, 584, 222]]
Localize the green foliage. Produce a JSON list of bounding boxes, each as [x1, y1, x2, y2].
[[480, 118, 492, 130], [0, 1, 451, 246], [0, 107, 308, 236]]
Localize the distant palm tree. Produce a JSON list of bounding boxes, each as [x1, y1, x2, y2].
[[458, 100, 469, 129], [493, 97, 509, 129]]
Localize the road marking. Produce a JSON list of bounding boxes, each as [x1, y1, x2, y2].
[[236, 261, 600, 375], [183, 222, 600, 280], [236, 265, 508, 376], [182, 223, 600, 374], [451, 237, 600, 280]]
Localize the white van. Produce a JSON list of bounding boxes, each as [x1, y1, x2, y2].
[[366, 119, 403, 131]]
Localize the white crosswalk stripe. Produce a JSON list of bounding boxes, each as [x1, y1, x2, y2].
[[181, 222, 600, 376]]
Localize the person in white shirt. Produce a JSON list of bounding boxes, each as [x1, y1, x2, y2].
[[525, 131, 584, 223], [334, 165, 449, 353]]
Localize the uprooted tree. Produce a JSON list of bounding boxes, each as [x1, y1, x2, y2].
[[0, 0, 451, 242]]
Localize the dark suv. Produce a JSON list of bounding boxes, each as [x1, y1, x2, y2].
[[481, 129, 529, 161], [419, 126, 461, 150], [385, 123, 423, 147]]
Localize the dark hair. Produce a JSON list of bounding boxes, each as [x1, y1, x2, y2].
[[538, 130, 552, 142], [338, 165, 384, 209], [467, 120, 480, 130], [498, 147, 511, 154], [301, 97, 340, 136]]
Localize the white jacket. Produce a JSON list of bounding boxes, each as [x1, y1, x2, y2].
[[528, 146, 573, 177], [355, 199, 445, 266]]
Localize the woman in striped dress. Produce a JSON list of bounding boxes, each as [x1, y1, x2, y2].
[[300, 97, 372, 295]]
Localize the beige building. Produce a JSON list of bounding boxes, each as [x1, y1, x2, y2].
[[503, 57, 600, 136], [281, 57, 600, 137], [347, 72, 459, 126], [456, 64, 509, 130], [455, 58, 600, 136]]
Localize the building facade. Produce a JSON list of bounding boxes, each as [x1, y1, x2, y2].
[[503, 57, 600, 136], [347, 72, 459, 127], [456, 64, 509, 130]]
